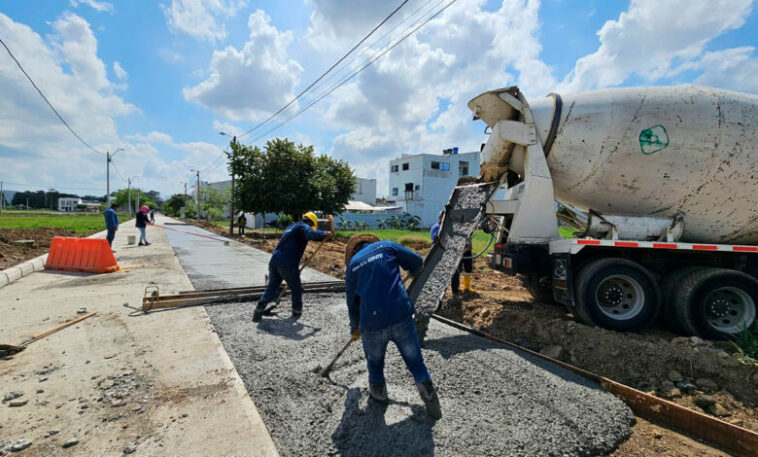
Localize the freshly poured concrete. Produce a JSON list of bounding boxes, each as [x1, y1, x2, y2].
[[167, 226, 635, 457]]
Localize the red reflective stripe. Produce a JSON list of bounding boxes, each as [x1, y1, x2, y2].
[[614, 242, 638, 247], [733, 246, 758, 252], [653, 243, 677, 249], [693, 245, 718, 250], [577, 240, 601, 245], [494, 244, 505, 249]]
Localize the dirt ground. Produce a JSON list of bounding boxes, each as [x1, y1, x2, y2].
[[201, 224, 758, 457], [0, 228, 78, 270]]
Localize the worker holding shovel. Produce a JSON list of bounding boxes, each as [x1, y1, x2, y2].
[[344, 235, 442, 420], [252, 212, 332, 322]]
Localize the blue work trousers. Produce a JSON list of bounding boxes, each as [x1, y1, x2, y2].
[[258, 263, 303, 309], [361, 318, 431, 385], [106, 228, 116, 246], [138, 226, 148, 244]]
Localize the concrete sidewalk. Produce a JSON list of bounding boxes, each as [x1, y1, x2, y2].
[[0, 216, 279, 456]]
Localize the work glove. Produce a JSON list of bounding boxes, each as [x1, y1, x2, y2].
[[350, 328, 361, 341], [325, 231, 334, 240]]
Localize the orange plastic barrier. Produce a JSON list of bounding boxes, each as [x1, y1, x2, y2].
[[45, 237, 120, 274]]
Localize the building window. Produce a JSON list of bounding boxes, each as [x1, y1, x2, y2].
[[415, 185, 420, 190], [404, 182, 414, 200], [392, 187, 398, 196], [402, 162, 409, 170], [391, 164, 399, 173], [459, 161, 469, 176], [431, 161, 450, 170]]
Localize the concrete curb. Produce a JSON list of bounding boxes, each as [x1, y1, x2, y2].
[[0, 227, 109, 290]]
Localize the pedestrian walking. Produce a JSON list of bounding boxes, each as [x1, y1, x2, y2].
[[136, 205, 150, 246], [252, 212, 332, 321], [344, 236, 442, 419], [104, 203, 119, 247], [237, 212, 247, 236], [149, 209, 155, 223]]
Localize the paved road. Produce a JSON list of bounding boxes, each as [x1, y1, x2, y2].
[[166, 225, 635, 457]]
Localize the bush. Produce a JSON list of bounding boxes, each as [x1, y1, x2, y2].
[[398, 235, 430, 248], [731, 328, 758, 360], [277, 213, 294, 228]]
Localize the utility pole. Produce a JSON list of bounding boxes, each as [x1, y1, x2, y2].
[[0, 180, 4, 214], [195, 170, 200, 221], [106, 148, 124, 205], [127, 177, 132, 218], [220, 132, 238, 235]]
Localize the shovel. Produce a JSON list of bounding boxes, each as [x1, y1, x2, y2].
[[1, 312, 97, 357]]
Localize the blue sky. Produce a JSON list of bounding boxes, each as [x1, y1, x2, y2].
[[1, 0, 757, 199]]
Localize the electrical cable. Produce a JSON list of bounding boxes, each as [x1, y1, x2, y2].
[[0, 37, 104, 156], [236, 0, 410, 139], [246, 0, 460, 145]]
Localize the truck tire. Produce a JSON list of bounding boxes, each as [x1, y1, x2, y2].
[[671, 268, 758, 340], [521, 274, 556, 305], [660, 267, 703, 334], [575, 258, 661, 331]]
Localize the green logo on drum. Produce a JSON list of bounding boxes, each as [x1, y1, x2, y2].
[[639, 125, 669, 155]]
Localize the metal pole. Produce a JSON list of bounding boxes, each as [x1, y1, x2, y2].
[[229, 136, 236, 235], [196, 170, 200, 221], [106, 151, 110, 205], [127, 178, 132, 218], [184, 182, 188, 201], [0, 180, 4, 213]]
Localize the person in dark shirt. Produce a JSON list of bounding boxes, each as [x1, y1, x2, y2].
[[103, 203, 119, 247], [344, 237, 442, 419], [237, 213, 247, 236], [253, 212, 331, 321], [136, 205, 150, 246]]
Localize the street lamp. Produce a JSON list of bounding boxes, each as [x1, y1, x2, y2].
[[190, 169, 200, 221], [219, 131, 237, 235], [127, 176, 140, 218], [106, 147, 124, 205]]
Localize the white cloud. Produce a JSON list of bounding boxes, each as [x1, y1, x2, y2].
[[161, 0, 249, 42], [124, 131, 174, 144], [183, 9, 304, 121], [0, 12, 140, 196], [559, 0, 753, 92], [213, 120, 242, 136], [690, 47, 758, 93], [69, 0, 115, 13], [113, 61, 127, 80]]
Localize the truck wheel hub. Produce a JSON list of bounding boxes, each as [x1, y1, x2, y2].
[[704, 286, 756, 334], [595, 275, 645, 320]]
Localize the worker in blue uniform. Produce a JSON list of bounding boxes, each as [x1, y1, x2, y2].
[[253, 212, 331, 322], [344, 237, 442, 420]]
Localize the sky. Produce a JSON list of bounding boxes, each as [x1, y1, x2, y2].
[[1, 0, 757, 200]]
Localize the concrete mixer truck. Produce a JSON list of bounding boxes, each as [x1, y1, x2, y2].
[[466, 85, 758, 339]]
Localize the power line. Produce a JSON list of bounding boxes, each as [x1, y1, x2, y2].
[[109, 159, 128, 184], [247, 0, 460, 145], [0, 37, 105, 156], [236, 0, 410, 139]]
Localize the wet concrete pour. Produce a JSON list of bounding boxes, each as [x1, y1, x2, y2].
[[166, 227, 634, 457]]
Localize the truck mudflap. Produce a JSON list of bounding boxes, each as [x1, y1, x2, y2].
[[408, 182, 499, 342], [551, 253, 574, 307]]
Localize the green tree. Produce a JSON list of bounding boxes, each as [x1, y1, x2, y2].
[[163, 193, 188, 217], [200, 187, 228, 222], [112, 188, 158, 214], [230, 138, 356, 220]]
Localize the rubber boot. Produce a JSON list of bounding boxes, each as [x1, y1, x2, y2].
[[291, 304, 303, 319], [416, 380, 442, 420], [462, 273, 472, 292], [369, 383, 388, 403], [252, 302, 267, 322]]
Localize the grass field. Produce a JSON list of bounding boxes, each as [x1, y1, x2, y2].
[[0, 211, 130, 235]]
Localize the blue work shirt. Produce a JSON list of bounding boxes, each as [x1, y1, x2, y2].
[[345, 241, 424, 332], [270, 222, 327, 268], [104, 208, 119, 230], [430, 223, 440, 241]]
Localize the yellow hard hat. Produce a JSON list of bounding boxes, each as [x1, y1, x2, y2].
[[302, 212, 318, 228]]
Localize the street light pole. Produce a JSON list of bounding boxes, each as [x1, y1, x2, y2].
[[106, 147, 124, 205], [127, 177, 131, 218], [196, 170, 200, 221], [220, 132, 237, 235]]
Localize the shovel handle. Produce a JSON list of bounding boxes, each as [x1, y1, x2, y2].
[[319, 337, 355, 377]]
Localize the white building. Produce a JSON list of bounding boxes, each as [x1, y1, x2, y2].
[[58, 197, 82, 212], [351, 178, 376, 205], [388, 148, 480, 227]]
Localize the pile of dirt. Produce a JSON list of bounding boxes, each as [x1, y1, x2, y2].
[[0, 228, 77, 270]]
